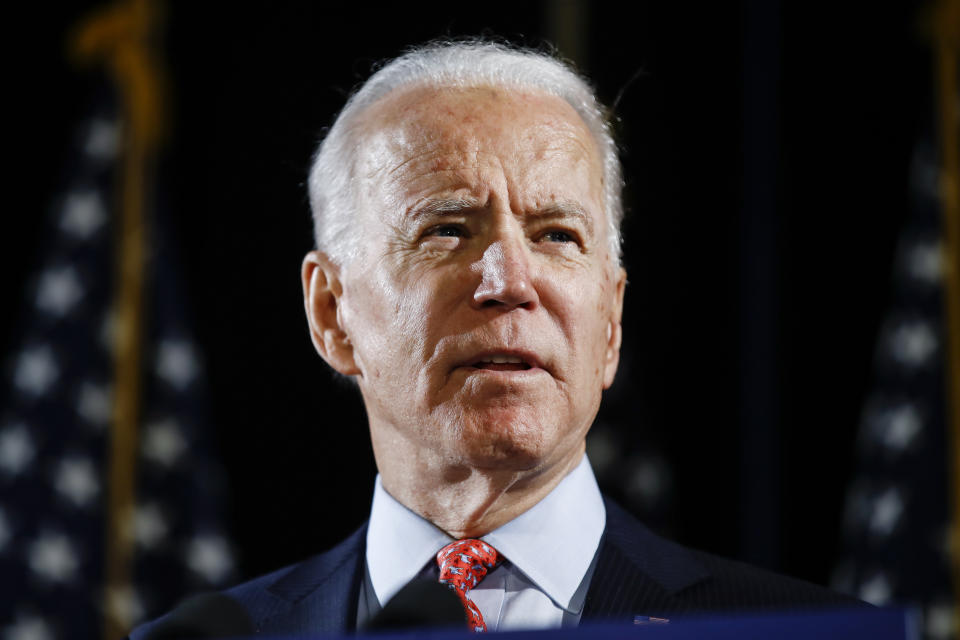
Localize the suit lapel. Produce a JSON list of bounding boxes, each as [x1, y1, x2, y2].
[[256, 524, 368, 634], [243, 500, 709, 629], [582, 499, 711, 621]]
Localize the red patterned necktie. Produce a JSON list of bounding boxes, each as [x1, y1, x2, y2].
[[436, 539, 501, 632]]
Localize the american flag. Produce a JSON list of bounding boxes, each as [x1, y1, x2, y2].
[[0, 74, 236, 639], [831, 124, 957, 638]]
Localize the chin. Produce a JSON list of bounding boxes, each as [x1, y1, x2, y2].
[[454, 409, 555, 471]]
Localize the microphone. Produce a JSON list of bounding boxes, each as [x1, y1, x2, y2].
[[139, 592, 255, 639], [365, 579, 467, 631]]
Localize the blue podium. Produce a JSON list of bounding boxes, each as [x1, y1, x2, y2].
[[272, 607, 913, 639]]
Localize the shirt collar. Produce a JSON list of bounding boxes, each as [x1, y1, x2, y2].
[[481, 455, 605, 612], [366, 475, 452, 606], [365, 454, 606, 612]]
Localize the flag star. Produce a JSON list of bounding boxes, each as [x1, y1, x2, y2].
[[887, 320, 938, 368], [0, 506, 11, 551], [54, 457, 100, 508], [28, 532, 79, 583], [132, 503, 169, 549], [156, 340, 199, 390], [868, 487, 905, 538], [925, 601, 957, 640], [0, 424, 36, 476], [625, 456, 669, 508], [3, 616, 55, 640], [84, 118, 121, 160], [903, 240, 942, 285], [882, 403, 922, 452], [14, 346, 59, 396], [59, 191, 107, 239], [187, 534, 234, 584], [105, 585, 146, 629], [858, 572, 893, 605], [585, 425, 618, 475], [141, 419, 187, 467], [76, 382, 112, 428], [35, 266, 84, 317]]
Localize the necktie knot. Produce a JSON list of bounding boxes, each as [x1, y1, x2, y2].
[[436, 539, 501, 632]]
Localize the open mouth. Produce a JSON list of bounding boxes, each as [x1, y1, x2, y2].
[[468, 355, 535, 372]]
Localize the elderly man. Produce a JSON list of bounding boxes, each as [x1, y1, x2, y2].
[[133, 40, 854, 637]]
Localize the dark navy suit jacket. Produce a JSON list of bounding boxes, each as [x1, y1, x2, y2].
[[131, 497, 859, 636]]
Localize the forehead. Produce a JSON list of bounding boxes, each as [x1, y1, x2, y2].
[[353, 85, 604, 204], [361, 84, 595, 146]]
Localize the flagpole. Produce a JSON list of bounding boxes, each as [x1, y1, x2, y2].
[[71, 1, 164, 637]]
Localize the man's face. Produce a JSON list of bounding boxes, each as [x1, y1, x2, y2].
[[331, 86, 625, 475]]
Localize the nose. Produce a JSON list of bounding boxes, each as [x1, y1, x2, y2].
[[472, 237, 539, 310]]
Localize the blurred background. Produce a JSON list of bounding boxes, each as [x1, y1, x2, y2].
[[1, 1, 957, 638]]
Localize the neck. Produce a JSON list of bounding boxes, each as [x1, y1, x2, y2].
[[374, 438, 585, 539]]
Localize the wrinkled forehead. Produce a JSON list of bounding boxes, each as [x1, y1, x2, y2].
[[351, 85, 604, 198]]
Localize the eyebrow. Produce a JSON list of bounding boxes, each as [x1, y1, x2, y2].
[[408, 197, 595, 238], [533, 201, 595, 238], [408, 197, 484, 219]]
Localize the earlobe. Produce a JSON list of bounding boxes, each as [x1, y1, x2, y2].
[[302, 251, 361, 376]]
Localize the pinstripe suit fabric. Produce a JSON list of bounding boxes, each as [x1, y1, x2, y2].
[[130, 496, 862, 637]]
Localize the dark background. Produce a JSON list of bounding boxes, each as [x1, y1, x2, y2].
[[5, 0, 927, 591]]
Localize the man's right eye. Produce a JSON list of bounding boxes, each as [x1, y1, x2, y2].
[[426, 224, 466, 238]]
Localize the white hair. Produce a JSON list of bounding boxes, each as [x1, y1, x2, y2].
[[307, 39, 623, 265]]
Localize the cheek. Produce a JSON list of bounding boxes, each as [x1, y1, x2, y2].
[[550, 272, 610, 337], [352, 261, 470, 369], [387, 266, 455, 338], [375, 278, 430, 361], [547, 271, 614, 380]]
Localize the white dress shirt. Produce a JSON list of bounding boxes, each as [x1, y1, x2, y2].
[[364, 454, 606, 631]]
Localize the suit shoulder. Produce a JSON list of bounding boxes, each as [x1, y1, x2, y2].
[[598, 497, 865, 613], [681, 548, 867, 610], [128, 523, 367, 638], [221, 559, 304, 609], [226, 522, 367, 621]]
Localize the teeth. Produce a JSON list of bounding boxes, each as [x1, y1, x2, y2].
[[483, 356, 523, 364]]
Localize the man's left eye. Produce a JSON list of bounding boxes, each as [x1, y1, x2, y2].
[[539, 230, 577, 243]]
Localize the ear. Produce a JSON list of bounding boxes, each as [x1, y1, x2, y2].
[[602, 267, 627, 389], [301, 250, 360, 376]]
